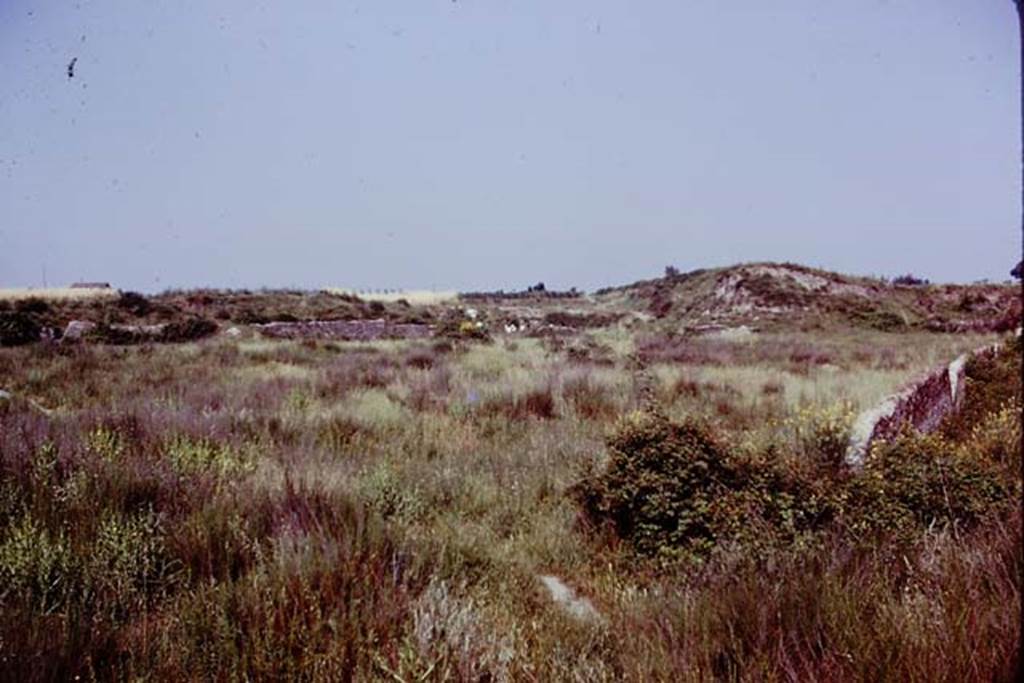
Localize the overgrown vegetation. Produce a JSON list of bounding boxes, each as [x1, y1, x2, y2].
[[0, 280, 1018, 680], [573, 395, 1016, 561], [572, 411, 828, 560], [0, 311, 40, 347]]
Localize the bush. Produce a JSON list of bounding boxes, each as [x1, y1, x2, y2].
[[86, 323, 146, 345], [14, 298, 49, 315], [573, 411, 839, 560], [941, 338, 1021, 444], [0, 312, 41, 346], [157, 317, 218, 343], [849, 307, 906, 331], [780, 402, 857, 473], [843, 431, 1011, 538], [574, 404, 1014, 562], [434, 310, 491, 342], [116, 291, 152, 316]]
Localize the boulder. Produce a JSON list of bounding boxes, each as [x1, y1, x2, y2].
[[62, 320, 96, 341]]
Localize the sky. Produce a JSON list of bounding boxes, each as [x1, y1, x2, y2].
[[0, 1, 1020, 293]]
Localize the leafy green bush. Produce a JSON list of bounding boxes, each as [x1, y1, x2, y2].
[[942, 337, 1021, 444], [575, 402, 1014, 561], [572, 411, 826, 560], [841, 430, 1012, 538], [0, 311, 41, 346]]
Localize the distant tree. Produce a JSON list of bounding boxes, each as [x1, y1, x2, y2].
[[664, 265, 680, 278], [1012, 260, 1022, 280], [892, 274, 929, 286]]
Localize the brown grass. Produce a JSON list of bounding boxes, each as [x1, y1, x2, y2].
[[0, 311, 1018, 680]]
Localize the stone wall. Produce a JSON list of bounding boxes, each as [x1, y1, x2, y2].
[[844, 343, 1001, 467], [255, 319, 433, 341]]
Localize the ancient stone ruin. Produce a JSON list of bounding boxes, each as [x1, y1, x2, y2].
[[255, 319, 433, 341], [844, 343, 1002, 467]]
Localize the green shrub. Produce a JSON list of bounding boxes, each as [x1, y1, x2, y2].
[[14, 297, 49, 315], [0, 311, 41, 346], [781, 402, 857, 473], [116, 291, 152, 316], [849, 306, 906, 331], [942, 337, 1021, 444], [164, 436, 252, 477], [572, 413, 734, 558], [572, 411, 836, 560], [86, 323, 145, 345], [574, 401, 1013, 561], [87, 511, 180, 619], [0, 514, 78, 613], [157, 317, 218, 343], [842, 430, 1012, 538]]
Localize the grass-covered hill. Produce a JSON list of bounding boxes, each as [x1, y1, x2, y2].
[[595, 262, 1021, 333]]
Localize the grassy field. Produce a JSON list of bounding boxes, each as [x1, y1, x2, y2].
[[0, 280, 1019, 680], [0, 313, 1015, 679]]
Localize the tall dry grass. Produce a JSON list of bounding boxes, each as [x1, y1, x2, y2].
[[0, 328, 1018, 680]]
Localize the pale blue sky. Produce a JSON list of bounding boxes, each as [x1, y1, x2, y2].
[[0, 1, 1019, 292]]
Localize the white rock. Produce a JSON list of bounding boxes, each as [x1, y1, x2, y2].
[[62, 320, 96, 341], [538, 575, 603, 623], [948, 354, 968, 404], [844, 396, 900, 468]]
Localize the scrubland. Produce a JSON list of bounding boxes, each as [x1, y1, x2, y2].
[[0, 269, 1019, 681], [1, 323, 1018, 681]]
